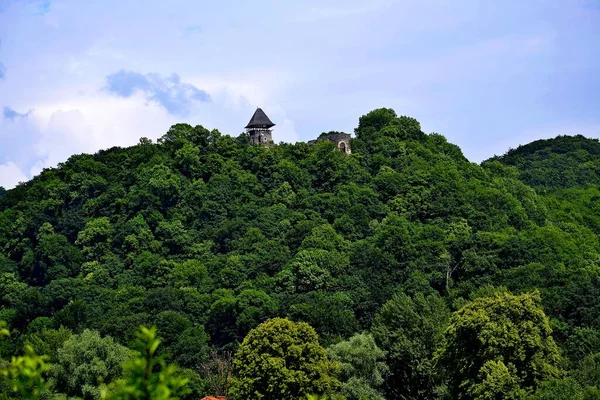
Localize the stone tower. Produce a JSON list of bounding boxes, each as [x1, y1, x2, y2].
[[245, 108, 275, 146]]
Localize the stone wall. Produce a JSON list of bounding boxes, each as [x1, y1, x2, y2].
[[317, 133, 351, 155]]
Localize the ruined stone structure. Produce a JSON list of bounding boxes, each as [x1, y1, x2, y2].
[[309, 132, 352, 155], [246, 108, 351, 154]]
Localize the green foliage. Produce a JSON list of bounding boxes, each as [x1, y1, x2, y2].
[[306, 394, 345, 400], [490, 135, 600, 191], [529, 378, 585, 400], [355, 108, 398, 140], [1, 109, 600, 398], [76, 217, 114, 261], [2, 345, 50, 400], [168, 326, 209, 369], [469, 360, 528, 400], [578, 353, 600, 387], [0, 321, 50, 400], [229, 318, 341, 400], [208, 288, 278, 346], [327, 333, 387, 400], [436, 291, 562, 399], [371, 292, 450, 399], [103, 326, 189, 400], [50, 329, 133, 399], [23, 326, 72, 363], [168, 259, 210, 290]]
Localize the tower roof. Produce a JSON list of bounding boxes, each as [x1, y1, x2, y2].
[[245, 108, 275, 129]]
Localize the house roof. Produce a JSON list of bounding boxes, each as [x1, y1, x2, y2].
[[245, 108, 275, 129]]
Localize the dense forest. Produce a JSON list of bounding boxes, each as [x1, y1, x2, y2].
[[1, 108, 600, 399]]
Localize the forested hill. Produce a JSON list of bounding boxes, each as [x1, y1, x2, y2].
[[1, 108, 600, 399], [488, 134, 600, 190]]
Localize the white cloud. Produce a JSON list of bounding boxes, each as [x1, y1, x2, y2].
[[188, 71, 292, 110], [186, 73, 299, 142], [0, 77, 299, 188], [0, 91, 179, 187], [27, 92, 177, 178], [276, 118, 299, 143], [0, 161, 28, 188]]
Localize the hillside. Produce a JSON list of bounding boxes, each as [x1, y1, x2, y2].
[[1, 108, 600, 399], [488, 134, 600, 191]]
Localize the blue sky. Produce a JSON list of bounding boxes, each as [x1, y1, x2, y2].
[[0, 0, 598, 188]]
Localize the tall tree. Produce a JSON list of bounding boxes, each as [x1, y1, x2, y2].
[[327, 332, 387, 400], [371, 292, 450, 399], [436, 291, 562, 399]]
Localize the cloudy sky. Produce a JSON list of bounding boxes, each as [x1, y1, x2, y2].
[[0, 0, 598, 188]]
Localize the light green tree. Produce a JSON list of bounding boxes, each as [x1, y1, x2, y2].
[[0, 321, 50, 400], [327, 333, 387, 400], [168, 259, 210, 290], [103, 326, 189, 400], [529, 378, 585, 400], [50, 329, 133, 399], [436, 291, 562, 400], [75, 217, 114, 261], [229, 318, 342, 400], [468, 360, 528, 400]]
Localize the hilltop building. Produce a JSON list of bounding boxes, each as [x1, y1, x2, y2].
[[245, 108, 275, 146], [307, 132, 352, 155], [245, 108, 351, 154]]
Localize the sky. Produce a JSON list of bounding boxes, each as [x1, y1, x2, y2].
[[0, 0, 598, 188]]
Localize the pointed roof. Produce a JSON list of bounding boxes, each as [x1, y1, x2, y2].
[[245, 108, 275, 129]]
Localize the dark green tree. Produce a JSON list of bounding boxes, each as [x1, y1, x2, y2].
[[371, 292, 450, 399]]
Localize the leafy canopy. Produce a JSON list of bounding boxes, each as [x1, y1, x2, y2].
[[436, 291, 561, 399], [229, 318, 341, 400]]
